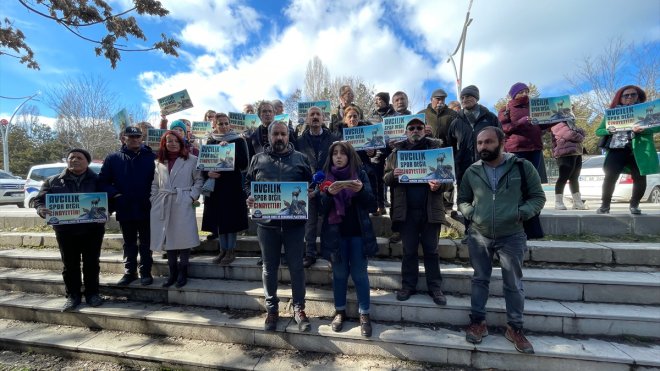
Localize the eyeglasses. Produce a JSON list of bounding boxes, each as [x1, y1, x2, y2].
[[408, 126, 424, 131], [622, 93, 638, 99]]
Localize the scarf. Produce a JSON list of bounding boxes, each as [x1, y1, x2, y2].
[[166, 152, 179, 173], [326, 165, 357, 224]]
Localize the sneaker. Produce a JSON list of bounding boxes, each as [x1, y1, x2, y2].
[[465, 320, 488, 344], [630, 206, 642, 215], [294, 310, 311, 332], [596, 206, 610, 214], [212, 249, 227, 264], [264, 312, 279, 331], [429, 290, 447, 305], [331, 310, 346, 332], [117, 273, 138, 286], [62, 296, 81, 312], [86, 294, 103, 307], [140, 276, 153, 286], [505, 325, 534, 354], [359, 314, 372, 338], [303, 256, 316, 268], [396, 288, 415, 301], [389, 232, 401, 243]]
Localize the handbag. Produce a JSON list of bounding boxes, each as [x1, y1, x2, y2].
[[516, 161, 544, 240]]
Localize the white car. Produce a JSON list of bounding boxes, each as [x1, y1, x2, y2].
[[0, 170, 26, 207], [564, 153, 660, 204], [23, 162, 102, 208]]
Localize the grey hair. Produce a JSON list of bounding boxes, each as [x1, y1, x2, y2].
[[267, 120, 289, 137]]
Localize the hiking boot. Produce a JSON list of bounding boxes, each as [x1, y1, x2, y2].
[[389, 232, 401, 243], [396, 288, 415, 301], [61, 296, 81, 312], [429, 290, 447, 305], [303, 256, 316, 268], [264, 312, 279, 331], [359, 314, 372, 337], [331, 310, 346, 332], [294, 310, 311, 332], [465, 320, 488, 344], [505, 325, 534, 354], [117, 273, 138, 286], [86, 294, 104, 307], [219, 249, 236, 266], [140, 276, 153, 286], [212, 249, 227, 264]]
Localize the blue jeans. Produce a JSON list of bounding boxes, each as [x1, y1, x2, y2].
[[332, 236, 370, 314], [257, 224, 306, 314], [119, 219, 153, 277], [468, 229, 527, 328], [218, 233, 237, 250]]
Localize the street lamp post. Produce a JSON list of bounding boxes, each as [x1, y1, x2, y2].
[[1, 91, 41, 173], [446, 0, 474, 99]]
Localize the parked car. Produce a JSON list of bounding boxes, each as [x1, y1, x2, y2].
[[564, 153, 660, 204], [0, 170, 26, 207], [23, 162, 103, 208]]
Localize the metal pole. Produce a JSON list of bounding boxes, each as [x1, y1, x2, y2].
[[1, 91, 40, 172], [446, 0, 474, 99]]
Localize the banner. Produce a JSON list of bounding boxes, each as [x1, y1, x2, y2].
[[146, 128, 167, 148], [228, 112, 261, 133], [196, 143, 235, 171], [605, 99, 660, 132], [45, 192, 108, 225], [275, 113, 289, 123], [157, 89, 194, 116], [383, 113, 425, 142], [191, 121, 212, 137], [342, 123, 386, 151], [529, 95, 574, 125], [250, 182, 308, 220], [297, 100, 332, 124], [397, 147, 455, 183], [112, 108, 130, 136]]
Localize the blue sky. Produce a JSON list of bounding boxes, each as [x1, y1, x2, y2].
[[1, 0, 659, 127]]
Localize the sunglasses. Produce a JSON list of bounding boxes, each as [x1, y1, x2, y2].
[[408, 126, 424, 131], [621, 93, 638, 99]]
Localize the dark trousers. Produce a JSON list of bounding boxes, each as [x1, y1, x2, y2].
[[120, 219, 153, 277], [166, 249, 190, 278], [55, 228, 104, 299], [374, 161, 385, 209], [400, 209, 442, 292], [513, 150, 542, 176], [602, 148, 646, 207], [555, 155, 582, 194]]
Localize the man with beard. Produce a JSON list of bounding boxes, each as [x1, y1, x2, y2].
[[419, 88, 457, 145], [296, 106, 338, 267], [458, 127, 545, 355], [245, 121, 313, 333], [392, 91, 411, 116], [384, 118, 452, 306]]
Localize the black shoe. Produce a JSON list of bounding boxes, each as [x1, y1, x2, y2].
[[62, 296, 81, 312], [360, 314, 372, 337], [86, 294, 103, 307], [264, 312, 279, 331], [596, 206, 610, 214], [331, 310, 346, 332], [303, 256, 316, 268], [140, 276, 153, 286], [396, 288, 415, 301], [429, 290, 447, 305], [294, 309, 311, 332], [162, 276, 177, 288], [212, 250, 227, 264], [117, 273, 138, 286], [630, 206, 642, 215]]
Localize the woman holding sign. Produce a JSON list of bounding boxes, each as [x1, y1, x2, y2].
[[150, 130, 204, 288], [596, 85, 659, 214], [201, 113, 249, 265], [319, 141, 377, 337], [34, 148, 106, 312]]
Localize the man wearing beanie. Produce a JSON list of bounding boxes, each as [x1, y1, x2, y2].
[[99, 126, 156, 286], [371, 92, 396, 121]]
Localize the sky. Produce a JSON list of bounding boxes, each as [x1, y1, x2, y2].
[[1, 0, 659, 127]]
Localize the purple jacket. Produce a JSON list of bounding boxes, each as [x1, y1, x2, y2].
[[551, 122, 584, 158], [499, 97, 543, 152]]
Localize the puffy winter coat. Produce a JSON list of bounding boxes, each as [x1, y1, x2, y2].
[[551, 122, 584, 158], [499, 96, 543, 153]]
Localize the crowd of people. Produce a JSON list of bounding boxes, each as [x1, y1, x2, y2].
[[33, 83, 658, 355]]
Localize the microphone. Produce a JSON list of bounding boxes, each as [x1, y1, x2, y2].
[[310, 170, 326, 190]]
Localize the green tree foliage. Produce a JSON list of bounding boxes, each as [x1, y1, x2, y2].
[[1, 0, 179, 70]]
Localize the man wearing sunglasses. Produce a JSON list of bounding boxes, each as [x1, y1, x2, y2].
[[384, 118, 452, 306]]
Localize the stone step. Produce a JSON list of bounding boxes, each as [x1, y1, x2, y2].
[[0, 292, 658, 371], [2, 211, 659, 237], [0, 268, 658, 338], [1, 249, 659, 305], [2, 232, 659, 267]]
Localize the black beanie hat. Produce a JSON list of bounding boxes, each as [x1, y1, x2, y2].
[[376, 92, 390, 105], [67, 148, 92, 163], [460, 85, 480, 100]]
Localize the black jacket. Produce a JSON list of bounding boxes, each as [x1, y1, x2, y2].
[[296, 127, 339, 172], [247, 124, 297, 158]]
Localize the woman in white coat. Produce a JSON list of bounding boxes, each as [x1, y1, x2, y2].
[[150, 130, 204, 288]]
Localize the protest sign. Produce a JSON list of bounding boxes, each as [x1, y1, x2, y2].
[[529, 95, 574, 125], [191, 121, 212, 137], [605, 99, 660, 132], [112, 109, 130, 135], [341, 123, 386, 151], [383, 113, 425, 142], [250, 182, 308, 220], [146, 128, 167, 149], [297, 100, 332, 124], [197, 143, 235, 171], [275, 113, 289, 123], [397, 147, 455, 183], [45, 192, 108, 225], [157, 89, 193, 116]]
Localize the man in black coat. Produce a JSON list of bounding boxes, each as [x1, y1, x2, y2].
[[99, 126, 156, 286]]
